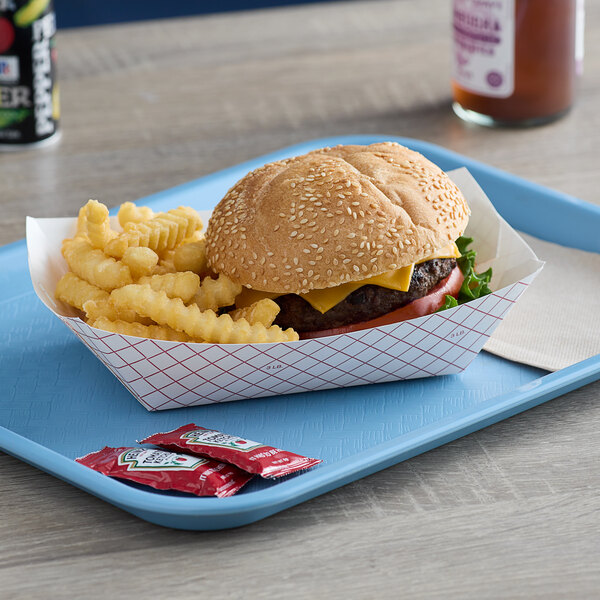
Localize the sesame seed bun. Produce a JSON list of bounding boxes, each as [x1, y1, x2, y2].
[[205, 142, 470, 295]]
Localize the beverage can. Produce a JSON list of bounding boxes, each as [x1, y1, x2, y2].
[[0, 0, 60, 150]]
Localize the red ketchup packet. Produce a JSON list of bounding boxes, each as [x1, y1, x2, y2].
[[139, 423, 322, 479], [76, 446, 252, 498]]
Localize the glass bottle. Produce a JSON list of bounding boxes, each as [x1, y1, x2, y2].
[[451, 0, 583, 127]]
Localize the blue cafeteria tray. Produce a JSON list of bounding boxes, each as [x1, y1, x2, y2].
[[2, 135, 600, 530]]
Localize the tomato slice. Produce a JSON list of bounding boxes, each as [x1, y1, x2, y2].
[[300, 266, 465, 339]]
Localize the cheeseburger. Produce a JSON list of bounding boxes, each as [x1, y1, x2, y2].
[[205, 143, 471, 339]]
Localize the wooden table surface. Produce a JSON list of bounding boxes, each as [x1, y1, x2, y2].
[[2, 1, 599, 597]]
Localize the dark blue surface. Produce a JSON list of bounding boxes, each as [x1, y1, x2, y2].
[[1, 135, 600, 530], [54, 1, 344, 29]]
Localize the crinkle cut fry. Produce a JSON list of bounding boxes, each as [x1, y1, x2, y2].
[[55, 272, 109, 311], [105, 207, 203, 258], [82, 299, 153, 325], [121, 246, 159, 279], [90, 316, 192, 342], [76, 206, 87, 237], [173, 239, 209, 275], [118, 201, 154, 228], [138, 272, 200, 303], [85, 199, 115, 249], [193, 274, 242, 311], [62, 237, 133, 291], [110, 285, 298, 343], [230, 298, 280, 327]]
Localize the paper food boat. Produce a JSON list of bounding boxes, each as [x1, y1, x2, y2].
[[26, 168, 543, 411]]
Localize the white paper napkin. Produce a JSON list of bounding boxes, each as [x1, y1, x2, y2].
[[484, 233, 600, 371]]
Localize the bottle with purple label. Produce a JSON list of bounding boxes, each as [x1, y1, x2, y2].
[[0, 0, 60, 149], [451, 0, 584, 127]]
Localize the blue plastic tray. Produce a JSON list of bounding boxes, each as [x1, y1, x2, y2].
[[2, 135, 600, 530]]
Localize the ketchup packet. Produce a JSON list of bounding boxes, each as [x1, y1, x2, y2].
[[76, 446, 252, 497], [139, 423, 322, 479]]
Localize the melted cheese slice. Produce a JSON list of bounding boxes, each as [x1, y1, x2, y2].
[[235, 242, 461, 314]]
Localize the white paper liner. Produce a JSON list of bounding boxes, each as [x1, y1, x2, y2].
[[26, 168, 543, 411]]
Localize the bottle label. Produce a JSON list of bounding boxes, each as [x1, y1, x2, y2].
[[452, 0, 515, 98]]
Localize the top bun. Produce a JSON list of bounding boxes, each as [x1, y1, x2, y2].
[[205, 142, 470, 294]]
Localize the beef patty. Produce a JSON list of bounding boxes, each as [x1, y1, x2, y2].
[[274, 258, 457, 333]]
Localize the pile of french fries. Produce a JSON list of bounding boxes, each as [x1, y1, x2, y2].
[[55, 200, 299, 343]]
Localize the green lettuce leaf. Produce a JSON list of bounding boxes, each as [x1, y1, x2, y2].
[[437, 236, 492, 312]]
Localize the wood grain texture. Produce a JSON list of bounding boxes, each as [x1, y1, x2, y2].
[[1, 0, 599, 597]]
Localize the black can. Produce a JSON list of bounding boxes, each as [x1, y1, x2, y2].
[[0, 0, 59, 149]]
